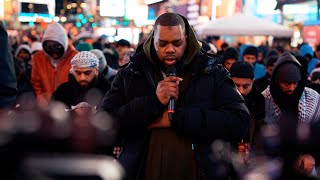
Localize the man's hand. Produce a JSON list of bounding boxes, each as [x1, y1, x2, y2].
[[294, 154, 315, 176], [156, 76, 182, 105]]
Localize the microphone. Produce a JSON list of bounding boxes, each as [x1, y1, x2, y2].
[[166, 67, 177, 121]]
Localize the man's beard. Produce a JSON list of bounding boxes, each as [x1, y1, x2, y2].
[[78, 77, 97, 88], [79, 81, 90, 87]]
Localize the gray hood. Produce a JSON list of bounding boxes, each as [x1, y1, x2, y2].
[[42, 23, 68, 57], [14, 44, 31, 58]]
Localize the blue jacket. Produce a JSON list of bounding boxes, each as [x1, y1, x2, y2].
[[299, 44, 320, 76]]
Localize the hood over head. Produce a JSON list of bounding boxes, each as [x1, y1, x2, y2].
[[270, 51, 306, 110], [31, 42, 43, 54], [42, 23, 68, 57], [14, 44, 31, 58], [90, 49, 107, 72], [299, 44, 313, 57], [142, 13, 201, 74]]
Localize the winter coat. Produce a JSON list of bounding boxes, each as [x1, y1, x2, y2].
[[51, 73, 111, 108], [243, 85, 265, 147], [31, 23, 78, 106], [300, 44, 320, 76], [0, 22, 16, 108], [262, 52, 320, 124], [99, 15, 249, 180], [254, 74, 271, 93]]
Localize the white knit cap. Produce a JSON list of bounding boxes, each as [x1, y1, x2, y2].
[[70, 51, 99, 72]]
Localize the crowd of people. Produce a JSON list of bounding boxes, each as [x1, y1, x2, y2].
[[1, 13, 320, 179]]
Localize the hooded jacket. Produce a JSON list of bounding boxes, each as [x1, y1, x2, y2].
[[300, 44, 320, 76], [31, 23, 78, 106], [99, 15, 249, 180], [14, 44, 31, 59], [240, 45, 267, 79], [0, 22, 16, 108], [262, 52, 320, 124]]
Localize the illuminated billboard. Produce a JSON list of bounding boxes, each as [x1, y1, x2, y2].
[[18, 0, 55, 22], [100, 0, 125, 17], [0, 0, 3, 20]]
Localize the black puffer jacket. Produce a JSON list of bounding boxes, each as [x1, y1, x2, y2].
[[52, 73, 111, 108], [100, 51, 250, 179], [99, 15, 249, 180]]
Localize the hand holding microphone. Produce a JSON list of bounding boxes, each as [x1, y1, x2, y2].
[[155, 67, 182, 122]]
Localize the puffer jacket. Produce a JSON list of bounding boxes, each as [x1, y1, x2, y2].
[[99, 15, 249, 179]]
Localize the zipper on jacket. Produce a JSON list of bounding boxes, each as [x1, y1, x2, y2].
[[54, 67, 58, 90]]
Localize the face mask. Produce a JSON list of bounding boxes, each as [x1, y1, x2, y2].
[[43, 40, 65, 60]]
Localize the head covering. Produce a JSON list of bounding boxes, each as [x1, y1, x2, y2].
[[266, 50, 279, 57], [31, 42, 43, 54], [42, 23, 68, 55], [14, 44, 31, 58], [75, 42, 93, 52], [276, 62, 301, 83], [75, 32, 92, 42], [221, 47, 239, 62], [265, 55, 278, 67], [70, 51, 99, 72], [310, 68, 320, 81], [230, 61, 254, 79], [299, 44, 313, 57], [243, 46, 258, 58], [89, 49, 107, 72]]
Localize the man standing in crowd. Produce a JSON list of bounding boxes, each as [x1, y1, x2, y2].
[[220, 47, 239, 71], [242, 45, 266, 79], [90, 49, 118, 82], [262, 52, 320, 178], [254, 55, 278, 92], [299, 44, 319, 76], [31, 23, 78, 106], [0, 21, 16, 108], [104, 39, 131, 70], [51, 51, 111, 108], [230, 61, 265, 150], [99, 13, 249, 180]]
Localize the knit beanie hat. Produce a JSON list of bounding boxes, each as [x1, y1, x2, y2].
[[75, 42, 93, 52], [70, 51, 99, 72], [243, 46, 258, 57], [276, 63, 301, 83], [222, 47, 239, 62], [230, 61, 254, 78]]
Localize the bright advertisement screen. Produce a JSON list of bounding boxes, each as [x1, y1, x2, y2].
[[0, 0, 3, 20], [100, 0, 125, 17], [144, 0, 163, 5], [18, 0, 54, 22]]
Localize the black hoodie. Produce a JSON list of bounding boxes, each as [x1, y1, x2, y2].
[[270, 51, 306, 114]]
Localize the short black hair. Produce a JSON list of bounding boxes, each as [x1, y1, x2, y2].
[[154, 13, 185, 35], [116, 39, 130, 47]]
